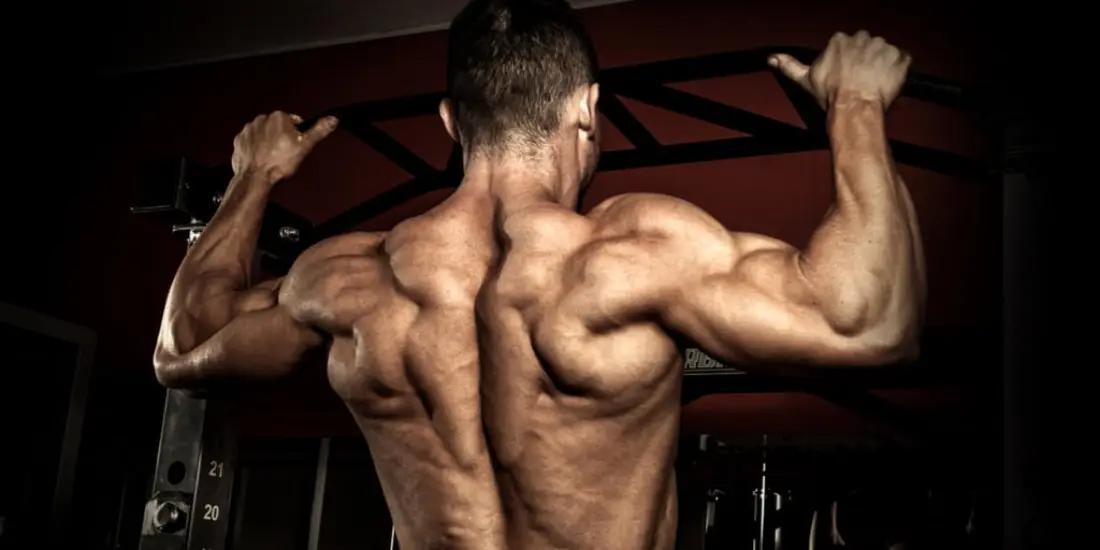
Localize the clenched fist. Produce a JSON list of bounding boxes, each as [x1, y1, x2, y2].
[[770, 31, 911, 110], [231, 111, 339, 182]]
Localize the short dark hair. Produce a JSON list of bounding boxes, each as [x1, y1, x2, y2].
[[446, 0, 599, 155]]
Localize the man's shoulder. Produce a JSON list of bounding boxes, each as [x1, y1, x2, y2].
[[586, 193, 726, 237], [281, 231, 393, 309], [294, 231, 388, 265]]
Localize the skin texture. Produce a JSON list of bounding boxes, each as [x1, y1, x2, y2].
[[154, 31, 924, 550]]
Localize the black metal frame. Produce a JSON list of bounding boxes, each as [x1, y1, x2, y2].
[[133, 47, 991, 547], [138, 391, 240, 550]]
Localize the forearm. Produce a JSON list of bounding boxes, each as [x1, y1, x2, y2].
[[156, 171, 276, 368], [181, 170, 273, 288], [801, 97, 921, 341]]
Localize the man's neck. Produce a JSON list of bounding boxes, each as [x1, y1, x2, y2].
[[457, 149, 582, 213]]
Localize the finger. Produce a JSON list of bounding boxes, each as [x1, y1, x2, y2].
[[289, 114, 303, 124], [899, 51, 913, 71], [768, 53, 811, 87], [299, 116, 340, 148]]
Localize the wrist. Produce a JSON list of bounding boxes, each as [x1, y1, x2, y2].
[[828, 92, 884, 118], [827, 94, 886, 134], [226, 169, 277, 196], [220, 171, 274, 210], [237, 167, 280, 187]]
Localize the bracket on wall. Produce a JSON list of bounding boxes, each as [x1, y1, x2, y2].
[[131, 157, 314, 273]]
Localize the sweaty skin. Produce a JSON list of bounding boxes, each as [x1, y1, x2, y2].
[[154, 114, 506, 550]]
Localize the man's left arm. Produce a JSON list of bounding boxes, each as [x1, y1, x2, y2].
[[653, 123, 925, 368]]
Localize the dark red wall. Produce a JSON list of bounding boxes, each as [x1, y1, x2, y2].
[[20, 0, 994, 439]]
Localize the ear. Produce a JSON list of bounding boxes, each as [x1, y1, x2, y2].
[[439, 99, 460, 143], [578, 83, 599, 134]]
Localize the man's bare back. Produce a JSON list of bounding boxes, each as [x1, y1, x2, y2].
[[281, 194, 503, 548], [479, 196, 687, 549]]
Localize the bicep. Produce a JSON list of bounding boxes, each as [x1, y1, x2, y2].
[[662, 233, 873, 367], [155, 278, 323, 388]]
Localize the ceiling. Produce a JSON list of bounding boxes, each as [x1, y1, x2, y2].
[[101, 0, 632, 75]]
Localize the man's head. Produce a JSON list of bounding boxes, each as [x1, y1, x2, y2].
[[440, 0, 601, 184]]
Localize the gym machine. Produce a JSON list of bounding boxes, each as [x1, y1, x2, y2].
[[132, 45, 984, 549], [688, 435, 795, 550]]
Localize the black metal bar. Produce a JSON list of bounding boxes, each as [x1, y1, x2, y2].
[[304, 93, 446, 125], [136, 396, 240, 550], [186, 399, 238, 550], [889, 140, 993, 181], [598, 93, 661, 151], [138, 391, 205, 550], [601, 47, 781, 86], [903, 72, 978, 111], [612, 83, 809, 140], [771, 71, 827, 134], [313, 172, 457, 238], [598, 135, 823, 172], [336, 121, 437, 179], [605, 82, 989, 179], [602, 45, 972, 111]]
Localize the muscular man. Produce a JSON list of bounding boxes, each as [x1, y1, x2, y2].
[[154, 1, 924, 549], [449, 1, 924, 549]]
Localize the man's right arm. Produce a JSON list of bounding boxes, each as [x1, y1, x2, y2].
[[153, 172, 323, 388], [153, 111, 337, 388]]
